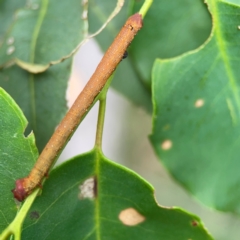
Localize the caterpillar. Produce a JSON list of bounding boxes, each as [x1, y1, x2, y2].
[[12, 13, 143, 201]]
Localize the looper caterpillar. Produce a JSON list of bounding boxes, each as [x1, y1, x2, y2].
[[12, 13, 143, 201]]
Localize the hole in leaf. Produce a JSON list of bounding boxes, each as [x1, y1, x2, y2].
[[23, 124, 33, 138]]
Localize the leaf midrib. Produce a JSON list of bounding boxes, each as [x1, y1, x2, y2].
[[30, 0, 48, 63], [95, 150, 101, 240], [211, 0, 240, 114], [29, 0, 49, 130]]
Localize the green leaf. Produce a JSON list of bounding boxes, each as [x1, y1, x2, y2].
[[0, 60, 70, 151], [88, 0, 152, 112], [21, 151, 213, 240], [150, 0, 240, 212], [0, 0, 85, 71], [0, 87, 38, 232]]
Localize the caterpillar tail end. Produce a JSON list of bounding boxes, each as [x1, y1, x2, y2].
[[126, 13, 143, 33], [12, 179, 28, 202]]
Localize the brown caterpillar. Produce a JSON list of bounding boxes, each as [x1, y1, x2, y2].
[[12, 13, 143, 201]]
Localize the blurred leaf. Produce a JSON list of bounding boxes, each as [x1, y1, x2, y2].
[[0, 0, 85, 71], [150, 0, 240, 212], [0, 87, 38, 232], [225, 0, 240, 4], [0, 60, 70, 151], [111, 58, 152, 112], [88, 0, 211, 112], [88, 0, 152, 112], [132, 0, 212, 86], [0, 0, 25, 44], [0, 0, 85, 150], [22, 151, 213, 240]]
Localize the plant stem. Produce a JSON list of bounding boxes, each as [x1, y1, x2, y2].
[[95, 98, 106, 150], [0, 190, 39, 240], [95, 74, 114, 149], [139, 0, 153, 18]]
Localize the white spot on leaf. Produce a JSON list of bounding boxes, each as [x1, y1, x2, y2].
[[78, 177, 95, 199], [238, 26, 240, 30], [161, 140, 172, 150], [7, 37, 14, 45], [82, 10, 88, 20], [119, 208, 145, 226], [195, 99, 204, 108], [6, 46, 15, 55]]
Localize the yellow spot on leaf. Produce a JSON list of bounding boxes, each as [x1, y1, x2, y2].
[[119, 208, 145, 226], [195, 99, 204, 108], [161, 140, 172, 150]]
